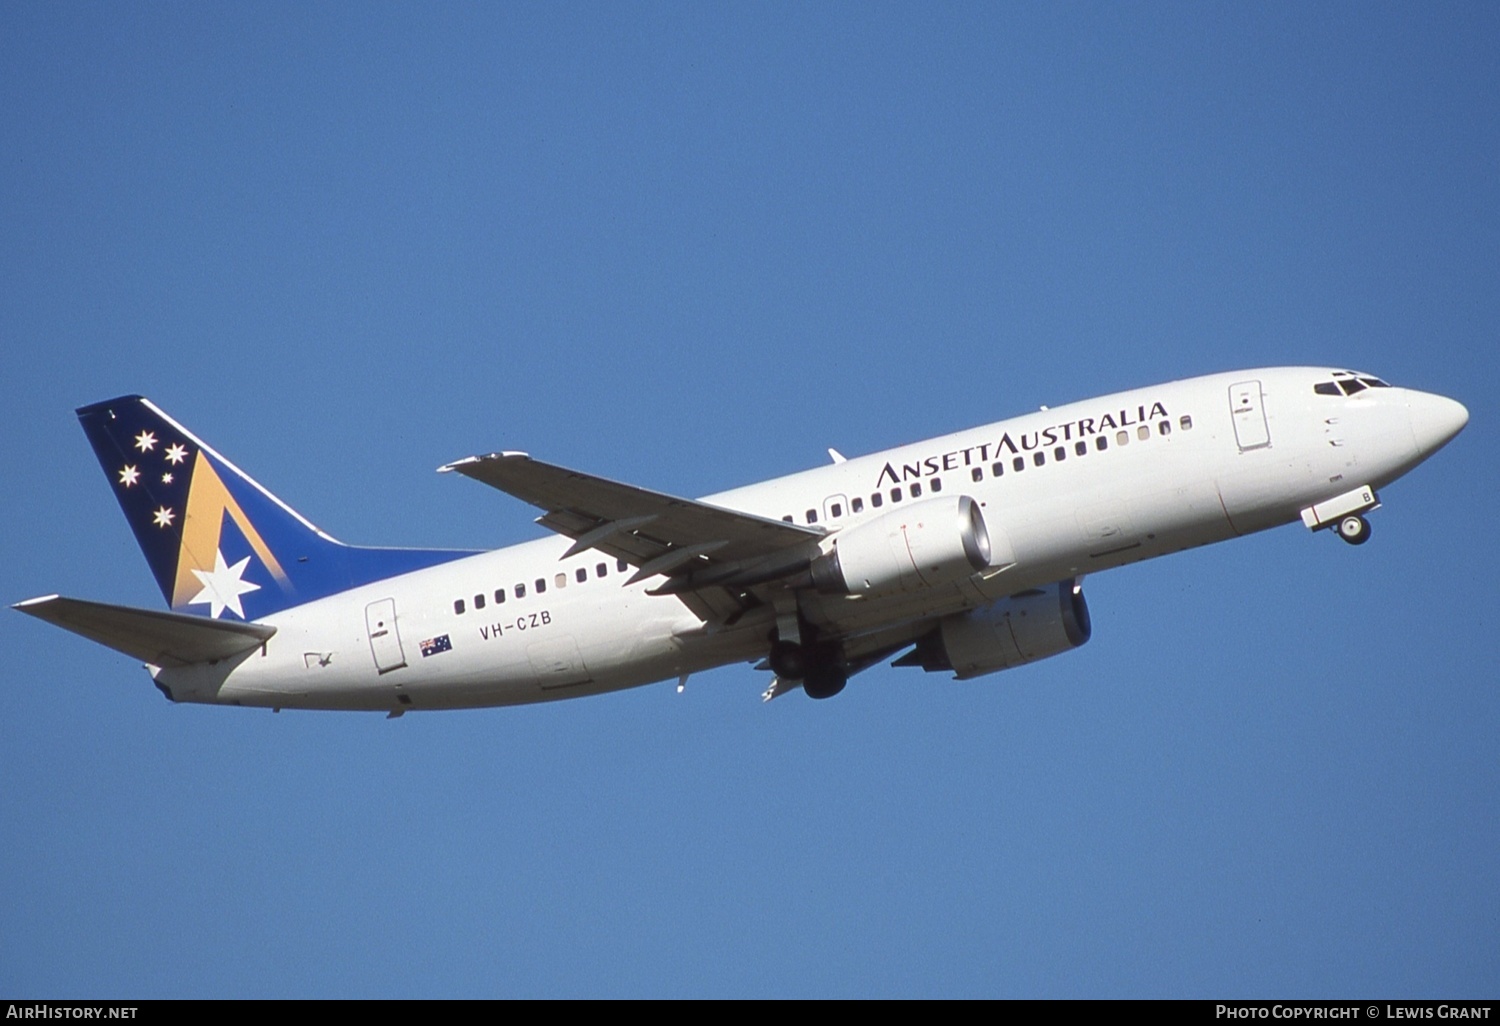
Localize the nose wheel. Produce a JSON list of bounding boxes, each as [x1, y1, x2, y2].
[[1336, 514, 1371, 545]]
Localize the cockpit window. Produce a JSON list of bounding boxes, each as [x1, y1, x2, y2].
[[1315, 373, 1391, 396]]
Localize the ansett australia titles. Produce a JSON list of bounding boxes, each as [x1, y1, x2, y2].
[[875, 401, 1173, 488]]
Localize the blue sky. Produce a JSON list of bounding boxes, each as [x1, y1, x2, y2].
[[2, 3, 1495, 998]]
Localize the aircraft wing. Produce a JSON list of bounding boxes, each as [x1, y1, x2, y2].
[[439, 452, 824, 588], [13, 594, 276, 668]]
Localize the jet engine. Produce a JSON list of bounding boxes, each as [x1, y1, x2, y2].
[[896, 579, 1092, 679], [810, 495, 992, 596]]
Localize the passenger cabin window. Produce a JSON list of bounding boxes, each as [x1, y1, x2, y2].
[[555, 573, 567, 589], [910, 483, 922, 498], [536, 578, 546, 594], [871, 492, 883, 508], [1012, 456, 1024, 472], [972, 467, 983, 483], [930, 478, 942, 492], [1137, 425, 1150, 440], [890, 487, 902, 502], [596, 563, 607, 578], [1180, 415, 1193, 430], [495, 589, 506, 604], [1054, 446, 1065, 461], [474, 593, 485, 610], [1075, 440, 1087, 456], [1033, 452, 1045, 467], [617, 559, 628, 572], [830, 502, 843, 518], [1117, 431, 1129, 445], [576, 567, 587, 583], [851, 497, 864, 513], [1159, 420, 1171, 436], [1096, 436, 1108, 451], [782, 515, 793, 523], [992, 462, 1004, 477], [515, 583, 526, 598], [454, 599, 465, 615], [806, 509, 818, 524]]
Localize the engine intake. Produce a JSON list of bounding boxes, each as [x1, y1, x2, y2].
[[810, 495, 992, 596]]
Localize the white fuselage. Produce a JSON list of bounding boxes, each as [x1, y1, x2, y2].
[[154, 367, 1462, 711]]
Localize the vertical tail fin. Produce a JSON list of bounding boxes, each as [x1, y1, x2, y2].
[[77, 396, 470, 621]]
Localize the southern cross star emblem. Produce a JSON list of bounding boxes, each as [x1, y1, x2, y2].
[[118, 465, 140, 487], [152, 506, 175, 528], [165, 443, 189, 465], [134, 431, 157, 452], [188, 548, 261, 619]]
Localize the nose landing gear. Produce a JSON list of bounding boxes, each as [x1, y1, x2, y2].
[[1336, 514, 1371, 546]]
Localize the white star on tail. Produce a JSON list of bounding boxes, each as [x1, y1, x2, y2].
[[134, 431, 157, 452], [119, 465, 140, 487], [165, 443, 188, 465], [188, 549, 261, 619], [152, 506, 175, 528]]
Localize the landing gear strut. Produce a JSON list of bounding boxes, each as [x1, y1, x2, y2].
[[1336, 514, 1371, 546]]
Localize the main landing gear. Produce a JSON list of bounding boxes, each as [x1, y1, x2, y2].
[[1335, 514, 1371, 546], [768, 639, 848, 700], [803, 663, 848, 700]]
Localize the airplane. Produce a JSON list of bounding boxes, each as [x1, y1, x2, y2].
[[13, 367, 1468, 714]]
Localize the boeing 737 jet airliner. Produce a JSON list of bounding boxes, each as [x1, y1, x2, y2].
[[15, 368, 1467, 713]]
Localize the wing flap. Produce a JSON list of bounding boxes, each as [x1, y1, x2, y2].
[[14, 595, 276, 668]]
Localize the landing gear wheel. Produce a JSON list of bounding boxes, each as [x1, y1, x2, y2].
[[768, 640, 807, 680], [803, 664, 847, 700], [1336, 514, 1371, 546]]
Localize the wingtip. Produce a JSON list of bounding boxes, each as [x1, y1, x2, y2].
[[13, 594, 61, 611], [438, 451, 531, 474]]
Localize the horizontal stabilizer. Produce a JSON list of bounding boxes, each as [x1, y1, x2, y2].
[[13, 595, 276, 668]]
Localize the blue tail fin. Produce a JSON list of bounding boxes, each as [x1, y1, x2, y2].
[[77, 396, 471, 621]]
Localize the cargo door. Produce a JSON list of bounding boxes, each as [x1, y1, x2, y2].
[[527, 635, 592, 691]]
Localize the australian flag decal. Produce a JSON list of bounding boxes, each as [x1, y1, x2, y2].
[[420, 635, 452, 658]]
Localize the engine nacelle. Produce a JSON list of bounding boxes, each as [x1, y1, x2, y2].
[[810, 495, 992, 596], [899, 580, 1092, 679]]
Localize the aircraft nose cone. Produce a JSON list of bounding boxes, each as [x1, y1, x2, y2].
[[1407, 392, 1469, 456]]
